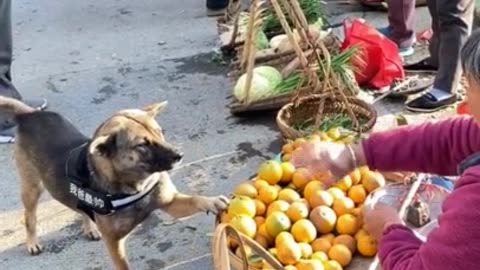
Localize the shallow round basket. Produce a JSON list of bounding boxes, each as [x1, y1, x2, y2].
[[276, 93, 377, 140]]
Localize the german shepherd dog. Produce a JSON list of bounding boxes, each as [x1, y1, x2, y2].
[[0, 96, 229, 270]]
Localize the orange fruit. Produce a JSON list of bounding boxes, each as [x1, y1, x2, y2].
[[248, 255, 264, 268], [233, 183, 258, 198], [258, 224, 274, 245], [230, 215, 257, 238], [228, 196, 257, 218], [303, 181, 326, 202], [292, 220, 317, 243], [310, 238, 331, 253], [311, 251, 328, 262], [287, 202, 310, 222], [269, 247, 278, 259], [349, 169, 362, 185], [220, 212, 231, 223], [235, 245, 253, 258], [283, 154, 293, 162], [336, 214, 359, 236], [298, 243, 314, 259], [322, 260, 343, 270], [253, 179, 270, 191], [273, 184, 283, 192], [309, 190, 334, 209], [332, 197, 355, 216], [277, 241, 302, 265], [254, 199, 267, 216], [326, 187, 345, 200], [361, 170, 386, 193], [258, 160, 283, 185], [319, 233, 335, 244], [278, 188, 302, 204], [328, 244, 352, 267], [298, 198, 311, 212], [309, 206, 337, 234], [334, 175, 352, 192], [284, 266, 298, 270], [293, 168, 312, 190], [258, 185, 279, 205], [265, 212, 292, 238], [357, 235, 378, 257], [283, 143, 295, 154], [276, 231, 295, 246], [254, 216, 266, 227], [293, 138, 307, 148], [296, 259, 324, 270], [333, 235, 356, 253], [255, 234, 270, 249], [327, 128, 341, 141], [267, 200, 290, 216], [281, 162, 296, 184], [354, 228, 368, 241], [359, 166, 370, 177], [306, 134, 321, 143], [348, 185, 367, 204]]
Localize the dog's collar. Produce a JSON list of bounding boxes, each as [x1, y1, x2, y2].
[[65, 142, 159, 220]]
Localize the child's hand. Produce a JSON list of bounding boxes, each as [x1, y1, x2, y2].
[[364, 204, 403, 241]]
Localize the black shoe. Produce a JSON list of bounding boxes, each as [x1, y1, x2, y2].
[[207, 0, 229, 17], [404, 58, 437, 72], [406, 92, 456, 113], [0, 125, 15, 144]]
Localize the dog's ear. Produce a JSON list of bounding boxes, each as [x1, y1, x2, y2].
[[143, 101, 167, 118], [89, 129, 129, 157]]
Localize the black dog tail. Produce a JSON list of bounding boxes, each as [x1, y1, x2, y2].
[[0, 96, 35, 116]]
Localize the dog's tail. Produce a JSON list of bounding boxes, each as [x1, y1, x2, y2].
[[0, 96, 35, 116]]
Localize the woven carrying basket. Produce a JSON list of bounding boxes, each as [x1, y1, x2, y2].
[[213, 222, 284, 270], [276, 93, 377, 140]]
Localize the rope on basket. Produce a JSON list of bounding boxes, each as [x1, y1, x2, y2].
[[212, 222, 284, 270]]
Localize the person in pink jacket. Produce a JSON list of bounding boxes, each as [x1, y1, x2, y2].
[[291, 29, 480, 269]]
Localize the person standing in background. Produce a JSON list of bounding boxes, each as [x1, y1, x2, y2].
[[0, 0, 47, 143], [379, 0, 474, 113]]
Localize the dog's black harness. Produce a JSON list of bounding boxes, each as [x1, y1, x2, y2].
[[65, 142, 159, 221]]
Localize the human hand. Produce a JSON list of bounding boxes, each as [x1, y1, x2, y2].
[[290, 142, 364, 181], [363, 204, 403, 241]]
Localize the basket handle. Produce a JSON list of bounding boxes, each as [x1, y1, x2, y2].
[[212, 222, 285, 270]]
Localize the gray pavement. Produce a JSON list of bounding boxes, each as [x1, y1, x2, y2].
[[0, 1, 435, 270]]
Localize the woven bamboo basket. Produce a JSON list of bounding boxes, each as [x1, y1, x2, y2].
[[213, 221, 285, 270], [276, 93, 377, 140], [230, 0, 354, 114]]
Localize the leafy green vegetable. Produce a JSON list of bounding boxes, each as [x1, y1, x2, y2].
[[293, 113, 366, 133], [273, 47, 359, 95], [263, 0, 326, 34]]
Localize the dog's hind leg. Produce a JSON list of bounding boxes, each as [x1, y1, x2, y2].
[[18, 166, 44, 255], [81, 214, 101, 241], [15, 145, 44, 255]]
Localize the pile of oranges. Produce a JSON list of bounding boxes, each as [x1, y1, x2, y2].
[[221, 131, 386, 270]]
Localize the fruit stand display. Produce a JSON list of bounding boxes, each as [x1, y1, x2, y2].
[[213, 132, 386, 270], [213, 130, 450, 270]]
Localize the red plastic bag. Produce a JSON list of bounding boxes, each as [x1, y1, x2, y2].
[[340, 19, 405, 89]]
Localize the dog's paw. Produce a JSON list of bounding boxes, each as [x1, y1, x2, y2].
[[27, 242, 43, 256], [204, 195, 230, 215], [83, 227, 102, 241]]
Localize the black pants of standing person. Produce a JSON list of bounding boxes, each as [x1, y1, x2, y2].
[[0, 0, 47, 143]]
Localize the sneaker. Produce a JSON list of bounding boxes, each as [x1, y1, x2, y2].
[[25, 98, 48, 111], [399, 46, 415, 57], [406, 92, 456, 113], [0, 125, 15, 144], [377, 26, 415, 57]]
